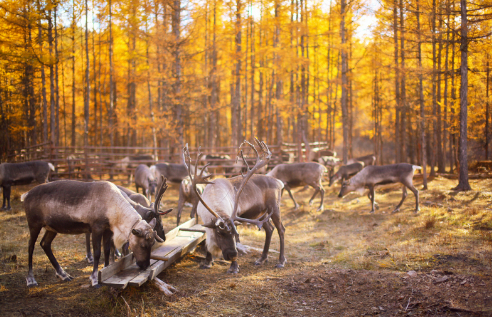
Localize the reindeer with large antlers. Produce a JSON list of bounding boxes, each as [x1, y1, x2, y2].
[[184, 139, 286, 273]]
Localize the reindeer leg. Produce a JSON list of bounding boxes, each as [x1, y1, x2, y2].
[[227, 260, 239, 274], [102, 230, 113, 266], [40, 230, 73, 282], [255, 221, 273, 266], [318, 185, 325, 212], [26, 225, 42, 287], [308, 187, 320, 206], [392, 186, 407, 214], [410, 185, 420, 213], [200, 251, 214, 269], [190, 200, 198, 220], [284, 185, 299, 210], [271, 208, 286, 268], [2, 185, 11, 211], [85, 233, 93, 264], [176, 196, 185, 227], [368, 186, 376, 213], [90, 231, 103, 287]]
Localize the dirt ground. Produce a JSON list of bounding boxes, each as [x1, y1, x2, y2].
[[1, 174, 491, 316]]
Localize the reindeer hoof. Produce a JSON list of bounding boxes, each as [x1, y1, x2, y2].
[[26, 277, 38, 287], [369, 210, 375, 214], [227, 268, 239, 274], [199, 263, 213, 269], [391, 209, 400, 214], [275, 263, 285, 269], [93, 284, 102, 289], [254, 258, 268, 266], [317, 206, 324, 212], [56, 271, 73, 282], [86, 256, 94, 264]]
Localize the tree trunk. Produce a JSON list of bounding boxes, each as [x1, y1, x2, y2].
[[437, 5, 444, 172], [84, 0, 90, 147], [173, 0, 183, 153], [416, 0, 428, 189], [399, 0, 406, 162], [48, 9, 56, 148], [72, 0, 76, 147], [454, 0, 471, 191], [54, 6, 60, 146], [340, 0, 348, 164]]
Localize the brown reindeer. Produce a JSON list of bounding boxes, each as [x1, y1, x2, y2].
[[267, 162, 327, 211], [338, 163, 421, 214], [21, 179, 168, 287], [329, 162, 365, 187], [184, 139, 286, 273], [135, 164, 157, 202], [0, 161, 54, 210]]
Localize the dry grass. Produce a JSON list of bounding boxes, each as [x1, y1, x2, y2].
[[0, 176, 491, 315]]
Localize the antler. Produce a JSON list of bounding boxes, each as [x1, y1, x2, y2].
[[183, 144, 223, 222], [231, 138, 272, 229], [154, 175, 172, 216]]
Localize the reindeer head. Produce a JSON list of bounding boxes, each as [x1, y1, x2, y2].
[[338, 180, 357, 197], [129, 218, 159, 269], [183, 138, 273, 262]]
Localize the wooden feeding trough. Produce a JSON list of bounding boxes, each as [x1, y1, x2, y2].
[[98, 218, 206, 289]]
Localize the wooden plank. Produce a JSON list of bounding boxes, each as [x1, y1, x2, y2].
[[164, 218, 197, 241], [150, 236, 194, 261], [149, 232, 206, 280], [126, 259, 159, 287], [101, 263, 142, 289], [98, 253, 135, 283]]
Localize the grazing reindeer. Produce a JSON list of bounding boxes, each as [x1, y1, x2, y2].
[[22, 179, 168, 287], [338, 163, 421, 214], [267, 162, 327, 211], [117, 185, 151, 207], [0, 161, 54, 210], [114, 154, 154, 182], [329, 162, 365, 187], [176, 176, 206, 226], [347, 154, 376, 166], [184, 139, 286, 273], [135, 164, 157, 202], [66, 155, 82, 179], [83, 179, 172, 263], [319, 156, 340, 178]]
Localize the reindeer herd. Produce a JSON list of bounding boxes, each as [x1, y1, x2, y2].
[[0, 139, 422, 288]]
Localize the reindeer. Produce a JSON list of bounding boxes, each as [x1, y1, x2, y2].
[[21, 179, 169, 287], [66, 155, 82, 179], [114, 154, 154, 182], [184, 139, 286, 273], [152, 163, 189, 185], [309, 149, 337, 162], [176, 176, 206, 226], [201, 154, 233, 175], [329, 162, 365, 187], [135, 164, 157, 202], [347, 154, 376, 166], [83, 179, 172, 263], [0, 161, 54, 211], [318, 156, 340, 178], [117, 185, 151, 207], [338, 163, 421, 214], [266, 162, 327, 211]]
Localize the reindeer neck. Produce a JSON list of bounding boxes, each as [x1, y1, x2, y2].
[[108, 192, 143, 249]]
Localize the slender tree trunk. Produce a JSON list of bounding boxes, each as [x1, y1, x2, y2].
[[455, 0, 471, 190], [72, 0, 76, 147], [234, 0, 242, 146], [416, 0, 428, 189], [487, 58, 490, 160], [437, 5, 444, 172], [399, 0, 406, 162], [430, 0, 437, 176], [84, 0, 90, 147], [173, 0, 183, 152], [48, 9, 56, 148], [250, 1, 255, 140], [340, 0, 348, 164], [109, 0, 114, 150], [210, 0, 218, 149], [393, 0, 400, 163], [54, 5, 60, 146]]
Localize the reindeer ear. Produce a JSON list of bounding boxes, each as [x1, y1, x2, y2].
[[158, 208, 173, 216], [132, 228, 143, 237], [148, 218, 157, 229]]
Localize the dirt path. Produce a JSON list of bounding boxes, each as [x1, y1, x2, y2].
[[1, 176, 491, 316]]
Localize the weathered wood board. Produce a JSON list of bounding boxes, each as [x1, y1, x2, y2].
[[99, 218, 206, 289]]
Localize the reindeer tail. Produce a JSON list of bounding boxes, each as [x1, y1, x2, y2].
[[20, 191, 29, 202], [48, 162, 55, 171], [412, 165, 422, 173]]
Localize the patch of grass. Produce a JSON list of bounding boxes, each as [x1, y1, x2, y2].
[[424, 216, 436, 229]]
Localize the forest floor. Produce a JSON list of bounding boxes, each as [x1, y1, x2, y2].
[[0, 174, 491, 316]]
